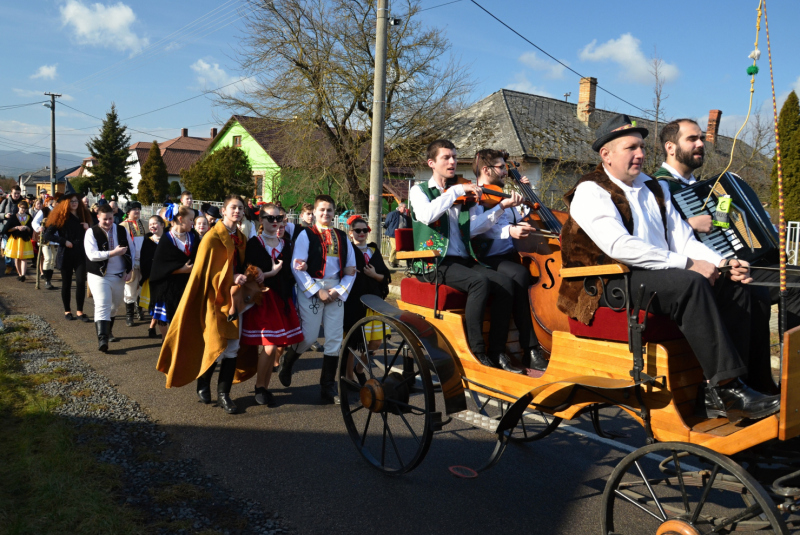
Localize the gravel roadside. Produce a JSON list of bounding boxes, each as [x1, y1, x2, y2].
[[2, 309, 293, 535]]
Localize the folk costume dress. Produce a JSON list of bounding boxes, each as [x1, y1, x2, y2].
[[241, 235, 303, 346], [121, 218, 147, 307], [137, 233, 159, 310], [4, 213, 34, 259], [344, 242, 392, 342], [149, 228, 200, 324], [156, 221, 259, 389]]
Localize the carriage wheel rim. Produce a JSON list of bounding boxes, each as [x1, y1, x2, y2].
[[655, 519, 700, 535]]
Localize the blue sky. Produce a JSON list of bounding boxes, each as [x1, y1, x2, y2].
[[1, 0, 798, 175]]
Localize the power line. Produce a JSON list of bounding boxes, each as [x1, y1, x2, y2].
[[0, 101, 48, 111], [0, 121, 220, 137], [468, 0, 653, 119], [58, 102, 171, 140]]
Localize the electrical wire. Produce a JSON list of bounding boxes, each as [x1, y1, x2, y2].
[[58, 102, 171, 140], [0, 101, 48, 111], [468, 0, 654, 119]]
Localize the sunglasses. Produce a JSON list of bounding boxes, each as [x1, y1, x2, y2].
[[352, 228, 370, 234], [262, 215, 284, 223]]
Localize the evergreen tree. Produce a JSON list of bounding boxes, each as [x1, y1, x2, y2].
[[86, 103, 133, 196], [180, 146, 253, 201], [168, 180, 183, 198], [771, 91, 800, 222], [136, 141, 169, 205]]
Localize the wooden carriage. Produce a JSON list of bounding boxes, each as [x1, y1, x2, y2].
[[337, 227, 800, 533]]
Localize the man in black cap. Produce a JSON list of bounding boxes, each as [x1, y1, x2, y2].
[[121, 201, 146, 325], [557, 113, 779, 424]]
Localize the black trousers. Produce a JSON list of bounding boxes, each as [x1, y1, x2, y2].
[[751, 262, 800, 329], [600, 269, 761, 386], [60, 254, 87, 313], [436, 256, 513, 355], [483, 253, 538, 350]]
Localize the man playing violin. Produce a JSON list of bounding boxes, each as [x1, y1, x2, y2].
[[471, 149, 548, 371], [557, 114, 779, 424], [409, 139, 526, 373]]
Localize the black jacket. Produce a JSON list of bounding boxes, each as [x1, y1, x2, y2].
[[244, 236, 295, 303], [43, 213, 87, 270], [4, 213, 33, 240], [344, 242, 391, 334]]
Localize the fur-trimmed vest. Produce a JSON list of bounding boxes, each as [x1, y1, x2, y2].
[[556, 164, 668, 324]]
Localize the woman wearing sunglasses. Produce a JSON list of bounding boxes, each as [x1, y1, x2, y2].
[[343, 215, 392, 385], [240, 204, 303, 406]]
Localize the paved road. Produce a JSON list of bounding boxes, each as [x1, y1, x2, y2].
[[0, 272, 659, 534]]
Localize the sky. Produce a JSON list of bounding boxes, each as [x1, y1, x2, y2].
[[0, 0, 798, 177]]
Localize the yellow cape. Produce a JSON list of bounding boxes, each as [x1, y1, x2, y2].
[[156, 222, 258, 388]]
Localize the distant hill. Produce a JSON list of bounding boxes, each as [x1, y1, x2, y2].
[[0, 150, 85, 177]]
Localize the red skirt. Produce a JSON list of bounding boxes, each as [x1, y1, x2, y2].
[[241, 290, 304, 347]]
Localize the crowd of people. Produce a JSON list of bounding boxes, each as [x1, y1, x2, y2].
[[0, 183, 394, 415]]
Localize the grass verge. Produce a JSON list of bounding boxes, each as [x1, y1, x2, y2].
[[0, 335, 144, 535]]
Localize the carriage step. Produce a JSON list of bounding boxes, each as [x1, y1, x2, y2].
[[452, 410, 499, 433]]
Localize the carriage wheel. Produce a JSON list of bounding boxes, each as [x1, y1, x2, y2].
[[338, 316, 435, 475], [467, 391, 562, 443], [601, 442, 786, 534]]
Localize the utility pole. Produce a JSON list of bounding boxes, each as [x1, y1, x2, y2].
[[44, 93, 61, 196], [367, 0, 390, 244]]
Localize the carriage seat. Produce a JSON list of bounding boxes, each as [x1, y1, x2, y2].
[[395, 228, 468, 311], [561, 265, 684, 343]]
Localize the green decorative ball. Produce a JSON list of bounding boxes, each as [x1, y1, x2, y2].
[[747, 65, 760, 75]]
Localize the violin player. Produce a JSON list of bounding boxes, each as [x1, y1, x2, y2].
[[471, 149, 548, 372], [557, 114, 779, 424], [408, 139, 526, 374]]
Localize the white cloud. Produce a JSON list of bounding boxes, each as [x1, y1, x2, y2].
[[12, 88, 74, 101], [518, 51, 566, 79], [190, 59, 254, 96], [60, 0, 148, 54], [31, 65, 57, 80], [506, 73, 553, 98], [579, 33, 679, 84]]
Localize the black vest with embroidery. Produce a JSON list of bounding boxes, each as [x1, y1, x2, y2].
[[304, 227, 347, 280], [86, 225, 132, 276]]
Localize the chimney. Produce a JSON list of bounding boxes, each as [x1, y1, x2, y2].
[[210, 127, 218, 138], [707, 110, 722, 144], [181, 128, 188, 137], [577, 77, 597, 126]]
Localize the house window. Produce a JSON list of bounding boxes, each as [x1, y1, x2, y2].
[[232, 136, 242, 147]]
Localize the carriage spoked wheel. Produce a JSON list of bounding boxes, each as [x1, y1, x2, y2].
[[338, 316, 435, 475], [601, 442, 786, 534], [467, 390, 562, 443]]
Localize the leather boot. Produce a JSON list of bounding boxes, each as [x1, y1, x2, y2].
[[44, 270, 55, 290], [277, 347, 301, 387], [217, 358, 238, 414], [96, 321, 109, 352], [125, 302, 135, 326], [135, 306, 144, 321], [108, 318, 120, 342], [698, 378, 781, 424], [196, 362, 216, 404], [320, 355, 341, 405]]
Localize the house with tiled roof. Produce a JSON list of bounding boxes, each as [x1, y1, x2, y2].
[[18, 165, 81, 196], [207, 115, 412, 206], [127, 127, 218, 195], [65, 157, 96, 180]]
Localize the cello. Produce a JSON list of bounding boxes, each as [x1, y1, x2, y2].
[[503, 157, 570, 356]]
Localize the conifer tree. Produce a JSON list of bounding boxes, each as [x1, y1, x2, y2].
[[86, 103, 133, 195], [136, 140, 169, 205], [772, 91, 800, 222]]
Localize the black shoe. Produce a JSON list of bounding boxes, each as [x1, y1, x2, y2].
[[699, 378, 781, 424], [197, 387, 212, 404], [64, 313, 75, 321], [108, 318, 120, 343], [125, 303, 135, 327], [135, 306, 144, 321], [148, 326, 158, 338], [474, 352, 498, 369], [310, 342, 323, 352], [254, 387, 276, 407], [497, 353, 524, 374], [95, 321, 109, 353], [320, 355, 341, 405], [44, 279, 53, 290], [76, 313, 91, 323], [278, 348, 301, 387], [527, 345, 549, 372], [196, 364, 216, 404], [218, 392, 238, 414]]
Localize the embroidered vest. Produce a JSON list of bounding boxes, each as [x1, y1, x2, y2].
[[122, 219, 147, 238], [304, 226, 346, 280], [653, 166, 686, 195], [409, 183, 476, 274], [556, 165, 668, 324], [86, 225, 132, 276]]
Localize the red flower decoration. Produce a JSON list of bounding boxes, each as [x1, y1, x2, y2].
[[426, 239, 433, 246]]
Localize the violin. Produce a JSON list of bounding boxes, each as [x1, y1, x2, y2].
[[444, 176, 512, 208]]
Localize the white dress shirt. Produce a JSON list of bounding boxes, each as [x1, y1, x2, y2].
[[32, 209, 45, 233], [408, 177, 504, 258], [84, 224, 130, 274], [660, 161, 697, 186], [569, 166, 722, 270], [292, 226, 356, 300]]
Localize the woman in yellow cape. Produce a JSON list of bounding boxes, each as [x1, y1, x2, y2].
[[156, 195, 258, 414]]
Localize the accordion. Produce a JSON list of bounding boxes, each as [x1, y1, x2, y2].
[[669, 172, 778, 264]]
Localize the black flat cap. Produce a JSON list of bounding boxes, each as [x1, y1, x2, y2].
[[592, 113, 649, 152]]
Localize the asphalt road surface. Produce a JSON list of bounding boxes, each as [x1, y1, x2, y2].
[[0, 272, 724, 534]]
